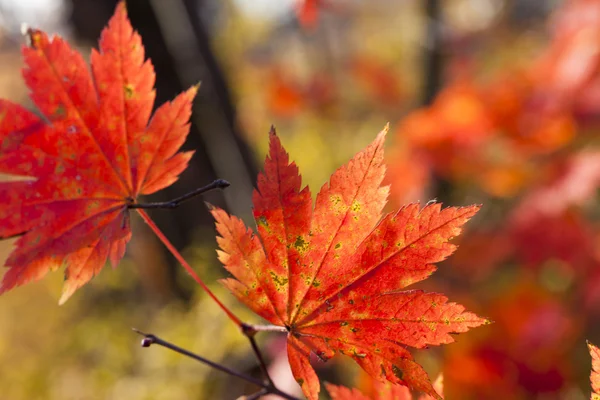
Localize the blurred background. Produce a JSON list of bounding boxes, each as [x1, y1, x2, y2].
[[1, 0, 600, 398]]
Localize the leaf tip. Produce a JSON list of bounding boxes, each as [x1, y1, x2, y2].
[[189, 83, 201, 96], [58, 289, 73, 305], [23, 27, 46, 50], [116, 0, 128, 14], [375, 123, 389, 143]]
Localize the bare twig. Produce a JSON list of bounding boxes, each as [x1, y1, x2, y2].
[[242, 388, 269, 400], [242, 323, 275, 387], [133, 329, 300, 400], [129, 179, 230, 209]]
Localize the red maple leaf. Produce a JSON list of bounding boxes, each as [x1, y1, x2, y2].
[[0, 3, 195, 303], [590, 341, 600, 400], [210, 126, 487, 399]]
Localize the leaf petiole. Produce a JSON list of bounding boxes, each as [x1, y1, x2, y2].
[[244, 324, 289, 333], [135, 208, 242, 326]]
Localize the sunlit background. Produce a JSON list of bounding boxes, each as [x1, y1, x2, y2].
[[2, 0, 600, 399]]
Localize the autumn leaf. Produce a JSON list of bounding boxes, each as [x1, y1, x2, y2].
[[0, 2, 195, 303], [590, 341, 600, 400], [210, 126, 487, 400]]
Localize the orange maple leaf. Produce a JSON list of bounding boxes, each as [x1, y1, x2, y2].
[[0, 3, 195, 303], [210, 126, 487, 399], [590, 341, 600, 400]]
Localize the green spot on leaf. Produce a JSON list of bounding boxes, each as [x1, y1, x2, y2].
[[257, 215, 268, 227], [294, 235, 308, 253], [53, 104, 66, 119], [270, 271, 288, 288]]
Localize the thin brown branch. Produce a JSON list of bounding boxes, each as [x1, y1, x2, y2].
[[129, 179, 230, 209], [133, 329, 300, 400]]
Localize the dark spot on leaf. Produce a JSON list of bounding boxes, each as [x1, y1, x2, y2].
[[325, 300, 333, 312], [53, 104, 66, 118], [392, 365, 403, 380], [124, 84, 135, 99], [340, 321, 348, 326], [257, 215, 268, 227], [353, 350, 366, 358]]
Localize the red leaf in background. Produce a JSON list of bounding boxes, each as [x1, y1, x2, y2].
[[211, 126, 487, 399], [296, 0, 320, 28], [266, 70, 305, 118], [589, 341, 600, 400], [401, 82, 492, 151], [447, 228, 512, 281], [512, 209, 594, 268], [397, 82, 493, 178], [349, 56, 404, 106], [510, 152, 600, 268], [385, 146, 429, 205], [483, 71, 576, 155], [444, 277, 577, 399], [0, 2, 195, 302], [266, 69, 336, 118], [512, 151, 600, 217], [326, 383, 371, 400], [534, 0, 600, 114], [326, 374, 443, 400]]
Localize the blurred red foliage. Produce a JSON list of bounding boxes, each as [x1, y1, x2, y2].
[[383, 0, 600, 398]]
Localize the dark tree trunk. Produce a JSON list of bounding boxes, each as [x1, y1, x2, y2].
[[422, 0, 451, 202], [422, 0, 443, 106]]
